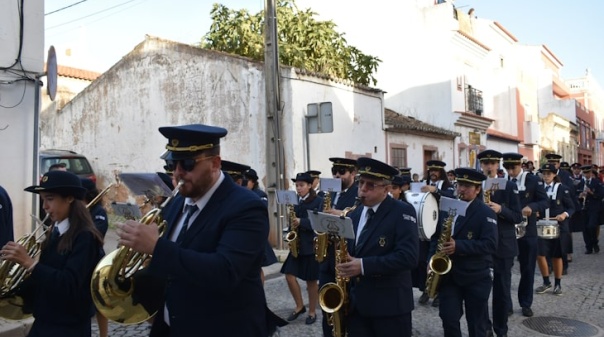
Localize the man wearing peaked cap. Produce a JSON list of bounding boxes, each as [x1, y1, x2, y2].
[[429, 167, 498, 337], [336, 157, 419, 337], [327, 157, 358, 211], [319, 158, 359, 336], [399, 168, 412, 177], [478, 149, 523, 337], [579, 165, 604, 255], [221, 160, 251, 186], [116, 123, 277, 337], [502, 152, 549, 318]]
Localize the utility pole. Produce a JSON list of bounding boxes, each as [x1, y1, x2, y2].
[[264, 0, 286, 249]]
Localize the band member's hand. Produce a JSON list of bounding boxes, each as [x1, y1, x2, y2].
[[1, 242, 35, 269], [522, 206, 533, 217], [556, 213, 567, 222], [117, 220, 159, 255], [337, 256, 362, 278], [421, 185, 436, 193], [443, 239, 456, 255], [488, 202, 502, 214]]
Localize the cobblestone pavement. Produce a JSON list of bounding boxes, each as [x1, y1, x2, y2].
[[11, 231, 604, 337]]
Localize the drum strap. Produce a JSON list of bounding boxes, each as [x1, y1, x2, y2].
[[546, 183, 561, 200], [513, 171, 528, 191]]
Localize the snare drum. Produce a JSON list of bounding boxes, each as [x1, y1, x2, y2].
[[537, 219, 559, 239], [405, 191, 438, 240]]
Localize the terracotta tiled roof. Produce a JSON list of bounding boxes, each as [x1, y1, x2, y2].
[[385, 109, 459, 139], [44, 63, 101, 81]]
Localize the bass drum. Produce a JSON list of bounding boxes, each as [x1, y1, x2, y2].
[[404, 191, 438, 240]]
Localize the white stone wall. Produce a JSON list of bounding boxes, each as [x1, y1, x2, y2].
[[0, 0, 44, 237]]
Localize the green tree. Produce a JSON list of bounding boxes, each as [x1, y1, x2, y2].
[[201, 1, 381, 86]]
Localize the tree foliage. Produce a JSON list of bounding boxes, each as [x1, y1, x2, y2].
[[201, 1, 381, 86]]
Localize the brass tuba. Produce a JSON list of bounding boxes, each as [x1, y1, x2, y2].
[[425, 207, 455, 299], [90, 181, 183, 324], [318, 198, 360, 337]]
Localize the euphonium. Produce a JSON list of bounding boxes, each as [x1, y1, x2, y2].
[[318, 198, 360, 337], [90, 180, 183, 324], [314, 191, 332, 263], [425, 207, 456, 299], [284, 205, 299, 258]]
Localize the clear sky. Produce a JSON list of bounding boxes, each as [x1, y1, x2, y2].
[[45, 0, 603, 86]]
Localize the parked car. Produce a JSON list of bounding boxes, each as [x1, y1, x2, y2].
[[39, 149, 97, 183]]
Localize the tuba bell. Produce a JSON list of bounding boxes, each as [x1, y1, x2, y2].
[[90, 180, 183, 324]]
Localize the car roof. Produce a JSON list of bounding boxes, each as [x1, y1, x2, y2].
[[40, 149, 84, 157]]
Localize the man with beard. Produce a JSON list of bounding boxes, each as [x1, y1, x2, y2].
[[319, 157, 358, 336], [116, 124, 271, 337]]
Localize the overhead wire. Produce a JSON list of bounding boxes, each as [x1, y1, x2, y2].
[[46, 0, 143, 30], [45, 0, 89, 16]]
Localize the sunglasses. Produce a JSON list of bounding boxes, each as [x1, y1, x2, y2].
[[331, 167, 348, 175], [358, 179, 387, 190], [164, 156, 214, 172]]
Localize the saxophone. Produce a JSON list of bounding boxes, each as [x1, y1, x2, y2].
[[425, 207, 456, 299], [285, 205, 299, 258], [318, 198, 360, 337], [314, 192, 332, 262]]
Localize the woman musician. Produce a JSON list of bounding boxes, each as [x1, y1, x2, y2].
[[281, 172, 323, 325], [1, 171, 103, 337], [535, 164, 575, 296]]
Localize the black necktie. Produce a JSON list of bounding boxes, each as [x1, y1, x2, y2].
[[52, 226, 60, 240], [512, 178, 517, 183], [176, 204, 198, 244], [545, 185, 551, 192], [358, 208, 375, 242]]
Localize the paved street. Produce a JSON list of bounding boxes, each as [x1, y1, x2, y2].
[[86, 230, 604, 337]]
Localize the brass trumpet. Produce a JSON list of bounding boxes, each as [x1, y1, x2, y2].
[[90, 180, 183, 324]]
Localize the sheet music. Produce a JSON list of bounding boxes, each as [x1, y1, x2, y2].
[[439, 196, 468, 217], [276, 190, 299, 205], [119, 173, 173, 197], [320, 178, 341, 192], [307, 210, 355, 239]]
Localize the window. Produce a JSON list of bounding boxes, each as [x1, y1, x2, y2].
[[391, 147, 407, 168]]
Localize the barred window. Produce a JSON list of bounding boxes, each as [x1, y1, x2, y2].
[[391, 147, 407, 168]]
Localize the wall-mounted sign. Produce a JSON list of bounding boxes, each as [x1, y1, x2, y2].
[[469, 131, 481, 145]]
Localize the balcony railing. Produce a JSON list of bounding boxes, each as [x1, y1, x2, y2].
[[465, 85, 483, 116]]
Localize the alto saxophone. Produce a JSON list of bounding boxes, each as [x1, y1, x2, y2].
[[285, 205, 299, 258], [425, 208, 456, 299], [314, 192, 332, 262], [318, 198, 360, 337]]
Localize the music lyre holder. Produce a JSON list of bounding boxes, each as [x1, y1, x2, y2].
[[439, 196, 468, 217], [308, 210, 355, 239], [119, 173, 173, 198]]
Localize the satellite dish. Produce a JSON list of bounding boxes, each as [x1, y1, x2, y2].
[[46, 46, 58, 101]]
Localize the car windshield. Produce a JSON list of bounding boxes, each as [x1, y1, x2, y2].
[[41, 157, 93, 175]]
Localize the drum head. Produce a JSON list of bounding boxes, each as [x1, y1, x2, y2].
[[405, 192, 439, 240]]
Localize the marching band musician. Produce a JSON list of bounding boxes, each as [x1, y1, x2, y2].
[[428, 167, 498, 337], [116, 124, 271, 336], [390, 175, 406, 201], [579, 165, 604, 254], [0, 184, 14, 248], [501, 153, 549, 318], [337, 157, 418, 337], [327, 158, 359, 212], [1, 171, 104, 337], [545, 154, 576, 274], [244, 168, 279, 284], [220, 160, 250, 186], [535, 164, 575, 296], [281, 172, 323, 325], [418, 160, 455, 306], [319, 157, 358, 336], [306, 170, 324, 197], [477, 150, 522, 337], [421, 160, 455, 198]]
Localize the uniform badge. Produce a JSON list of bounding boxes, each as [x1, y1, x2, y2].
[[525, 192, 530, 199], [171, 139, 179, 147], [467, 231, 473, 240], [42, 176, 48, 183], [378, 236, 386, 247], [557, 200, 561, 205]]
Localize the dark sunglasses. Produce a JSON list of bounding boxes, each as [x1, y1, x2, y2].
[[164, 156, 214, 172], [331, 167, 348, 175]]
